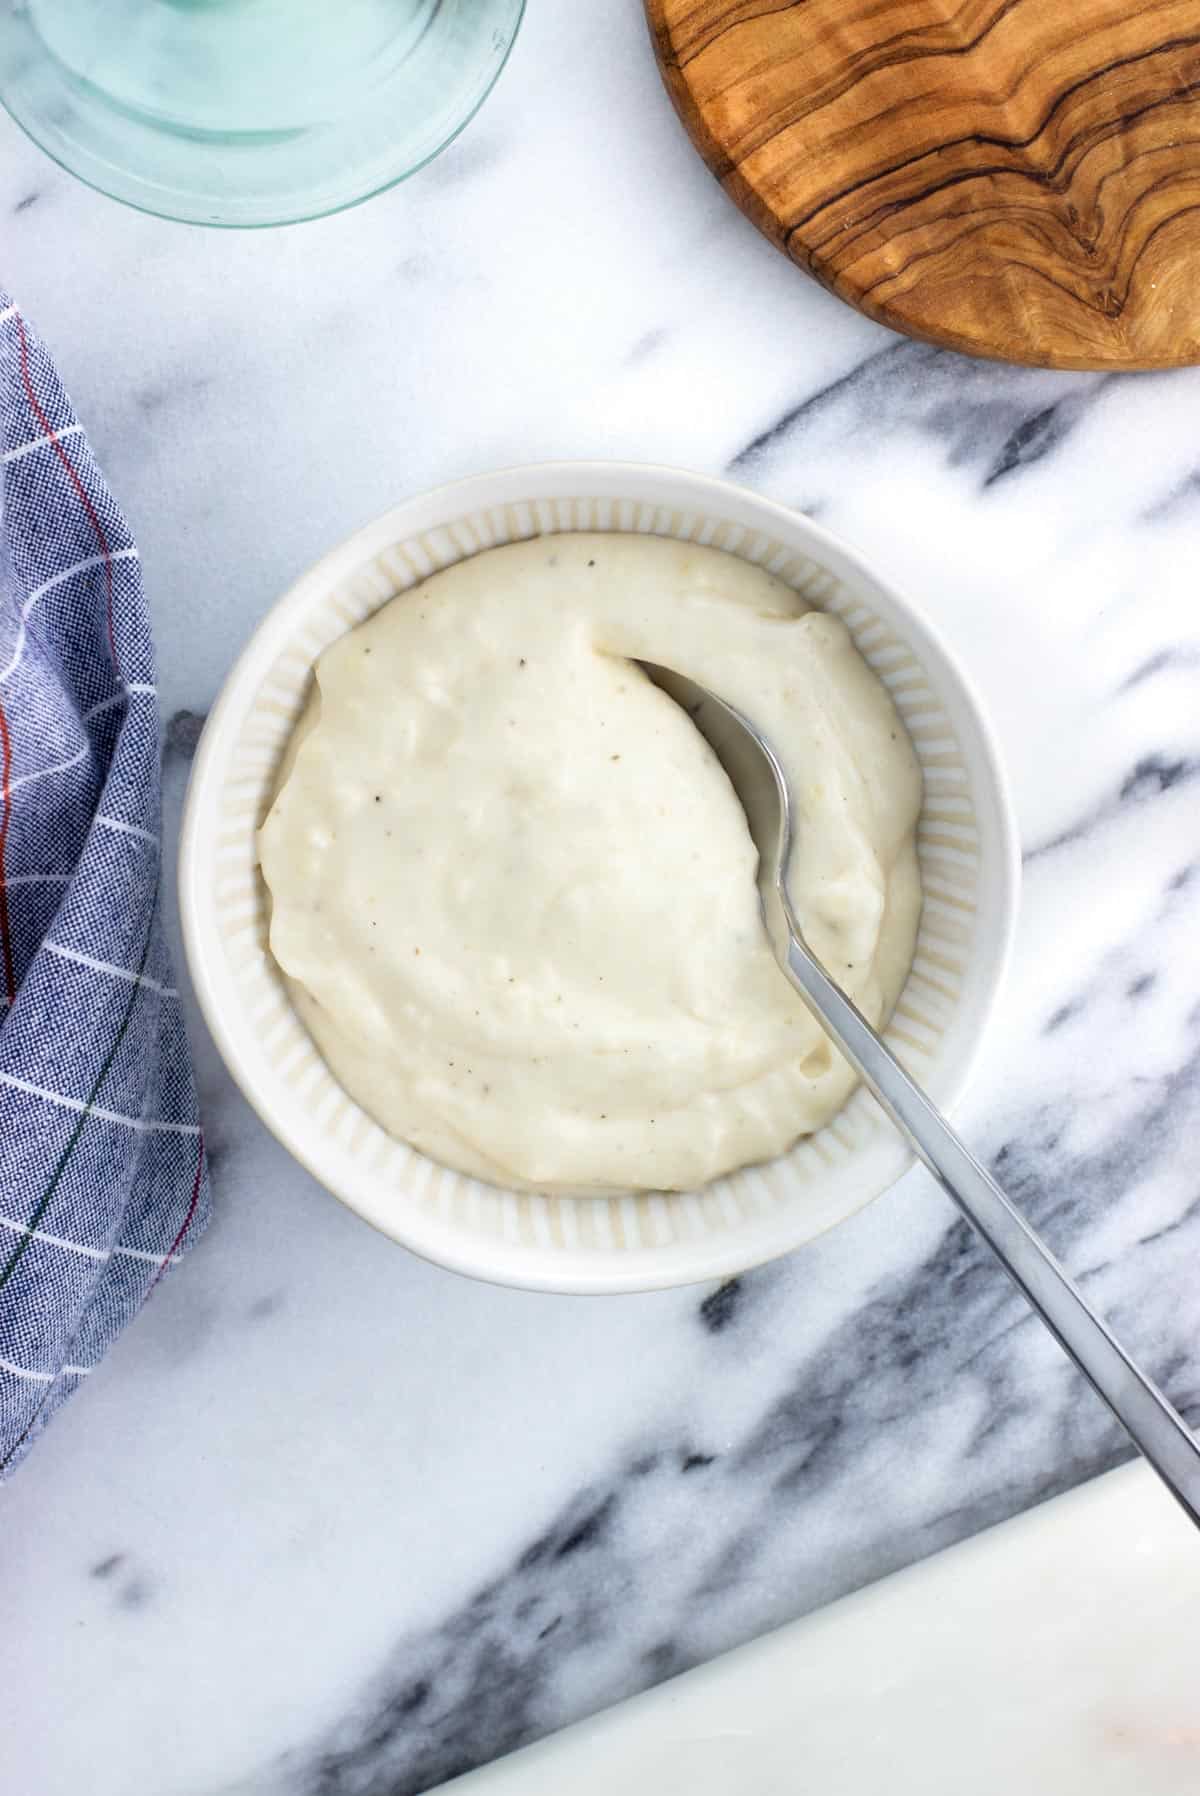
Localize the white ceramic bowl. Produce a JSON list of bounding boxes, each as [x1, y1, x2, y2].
[[180, 463, 1019, 1293]]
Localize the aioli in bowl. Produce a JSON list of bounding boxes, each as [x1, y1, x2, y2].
[[258, 532, 922, 1194]]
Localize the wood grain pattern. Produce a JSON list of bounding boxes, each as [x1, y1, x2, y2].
[[646, 0, 1200, 368]]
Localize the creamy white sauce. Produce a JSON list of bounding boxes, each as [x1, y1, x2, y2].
[[259, 534, 922, 1193]]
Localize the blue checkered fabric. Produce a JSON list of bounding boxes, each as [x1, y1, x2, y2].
[[0, 292, 209, 1478]]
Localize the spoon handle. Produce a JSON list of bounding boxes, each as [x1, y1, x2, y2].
[[780, 928, 1200, 1530]]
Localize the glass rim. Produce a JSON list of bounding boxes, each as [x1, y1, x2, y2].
[[0, 0, 526, 230]]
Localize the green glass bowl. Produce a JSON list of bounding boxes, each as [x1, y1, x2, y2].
[[0, 0, 525, 228]]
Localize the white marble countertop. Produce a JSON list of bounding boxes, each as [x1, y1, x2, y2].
[[2, 5, 1200, 1793], [448, 1465, 1200, 1795]]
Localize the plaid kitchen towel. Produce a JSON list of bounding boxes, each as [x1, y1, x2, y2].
[[0, 291, 209, 1477]]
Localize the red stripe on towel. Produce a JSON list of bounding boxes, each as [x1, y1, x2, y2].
[[147, 1135, 206, 1296], [0, 702, 15, 1006]]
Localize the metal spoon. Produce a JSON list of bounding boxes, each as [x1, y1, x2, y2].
[[644, 662, 1200, 1529]]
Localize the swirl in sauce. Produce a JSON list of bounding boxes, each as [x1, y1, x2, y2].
[[259, 534, 922, 1193]]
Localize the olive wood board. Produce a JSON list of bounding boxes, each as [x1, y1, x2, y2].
[[646, 0, 1200, 369]]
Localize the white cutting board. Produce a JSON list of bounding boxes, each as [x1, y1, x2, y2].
[[448, 1462, 1200, 1793]]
